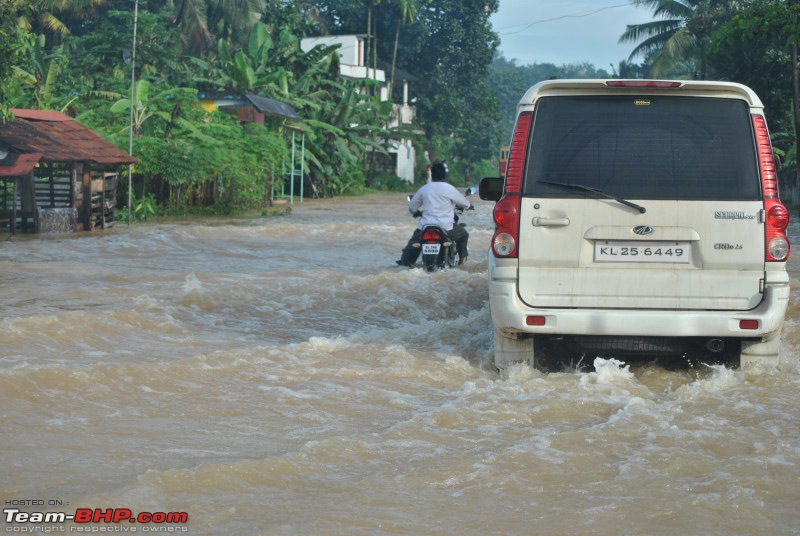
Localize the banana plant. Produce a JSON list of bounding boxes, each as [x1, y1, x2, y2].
[[216, 23, 289, 94], [11, 34, 66, 109], [109, 80, 211, 143], [109, 79, 158, 138]]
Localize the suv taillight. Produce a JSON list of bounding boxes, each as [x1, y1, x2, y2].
[[765, 200, 790, 261], [503, 112, 531, 193], [492, 194, 520, 257], [491, 112, 531, 258], [753, 114, 790, 261]]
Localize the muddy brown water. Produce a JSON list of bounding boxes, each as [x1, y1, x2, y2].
[[1, 194, 798, 535]]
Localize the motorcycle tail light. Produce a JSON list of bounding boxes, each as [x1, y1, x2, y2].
[[422, 229, 442, 241]]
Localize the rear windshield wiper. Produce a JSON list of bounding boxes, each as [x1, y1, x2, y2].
[[536, 180, 647, 214]]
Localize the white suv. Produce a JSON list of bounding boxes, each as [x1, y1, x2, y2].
[[480, 79, 791, 371]]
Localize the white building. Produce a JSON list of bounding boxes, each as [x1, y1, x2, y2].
[[301, 35, 418, 183]]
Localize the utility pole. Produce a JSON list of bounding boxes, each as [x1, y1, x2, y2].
[[128, 0, 139, 225]]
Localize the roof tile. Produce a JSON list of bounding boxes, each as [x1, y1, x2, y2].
[[0, 109, 137, 166]]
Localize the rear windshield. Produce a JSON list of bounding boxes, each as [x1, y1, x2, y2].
[[523, 95, 761, 200]]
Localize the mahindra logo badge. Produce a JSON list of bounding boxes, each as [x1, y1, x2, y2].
[[633, 225, 653, 236]]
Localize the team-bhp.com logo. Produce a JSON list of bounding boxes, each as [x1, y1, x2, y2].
[[4, 507, 189, 531]]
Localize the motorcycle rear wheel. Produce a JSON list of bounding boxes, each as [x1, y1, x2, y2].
[[422, 254, 439, 272]]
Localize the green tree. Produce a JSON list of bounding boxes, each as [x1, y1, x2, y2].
[[171, 0, 266, 57], [488, 54, 615, 158], [260, 0, 327, 36], [207, 23, 297, 95], [2, 0, 521, 205], [11, 0, 108, 38], [709, 0, 796, 114], [620, 0, 740, 78], [180, 11, 390, 197], [405, 0, 501, 163], [65, 7, 183, 89], [389, 0, 417, 91], [10, 34, 69, 109], [295, 63, 393, 194], [611, 59, 648, 79], [313, 0, 502, 168], [110, 79, 157, 137], [0, 0, 30, 115], [710, 0, 800, 203]]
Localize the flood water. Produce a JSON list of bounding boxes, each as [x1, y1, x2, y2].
[[1, 193, 799, 535]]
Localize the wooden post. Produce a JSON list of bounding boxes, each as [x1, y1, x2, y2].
[[11, 175, 17, 235], [76, 164, 91, 231]]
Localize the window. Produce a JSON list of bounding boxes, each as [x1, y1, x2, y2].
[[523, 96, 760, 200]]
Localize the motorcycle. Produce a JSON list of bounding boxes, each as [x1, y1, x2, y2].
[[416, 220, 460, 272], [407, 186, 477, 273]]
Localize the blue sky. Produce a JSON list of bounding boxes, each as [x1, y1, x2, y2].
[[491, 0, 654, 69]]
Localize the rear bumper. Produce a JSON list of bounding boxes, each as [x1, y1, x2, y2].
[[489, 263, 790, 340]]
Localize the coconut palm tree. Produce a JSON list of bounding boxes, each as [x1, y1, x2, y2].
[[390, 0, 417, 90], [12, 0, 107, 37], [619, 0, 738, 78], [173, 0, 266, 57], [366, 0, 382, 79]]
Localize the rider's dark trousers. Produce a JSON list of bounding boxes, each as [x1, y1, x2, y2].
[[400, 225, 469, 265]]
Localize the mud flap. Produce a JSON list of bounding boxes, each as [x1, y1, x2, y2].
[[740, 329, 783, 368], [493, 328, 534, 369]]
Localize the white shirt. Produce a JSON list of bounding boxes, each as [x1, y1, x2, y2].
[[408, 181, 471, 231]]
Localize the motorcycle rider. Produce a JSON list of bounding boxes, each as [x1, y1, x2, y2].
[[396, 161, 471, 267]]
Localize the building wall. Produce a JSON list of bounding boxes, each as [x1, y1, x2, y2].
[[395, 139, 416, 184], [301, 34, 417, 183], [301, 35, 364, 66]]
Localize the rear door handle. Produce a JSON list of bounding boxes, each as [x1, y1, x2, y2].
[[532, 217, 570, 227]]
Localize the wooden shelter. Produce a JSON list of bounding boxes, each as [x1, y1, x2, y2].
[[0, 109, 137, 234]]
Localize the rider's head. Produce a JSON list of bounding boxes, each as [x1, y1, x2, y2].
[[431, 162, 447, 182]]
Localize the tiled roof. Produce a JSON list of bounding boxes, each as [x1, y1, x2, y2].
[[0, 109, 137, 166], [0, 153, 42, 177]]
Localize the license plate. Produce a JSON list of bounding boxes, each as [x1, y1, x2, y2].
[[594, 241, 691, 263], [422, 243, 440, 255]]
